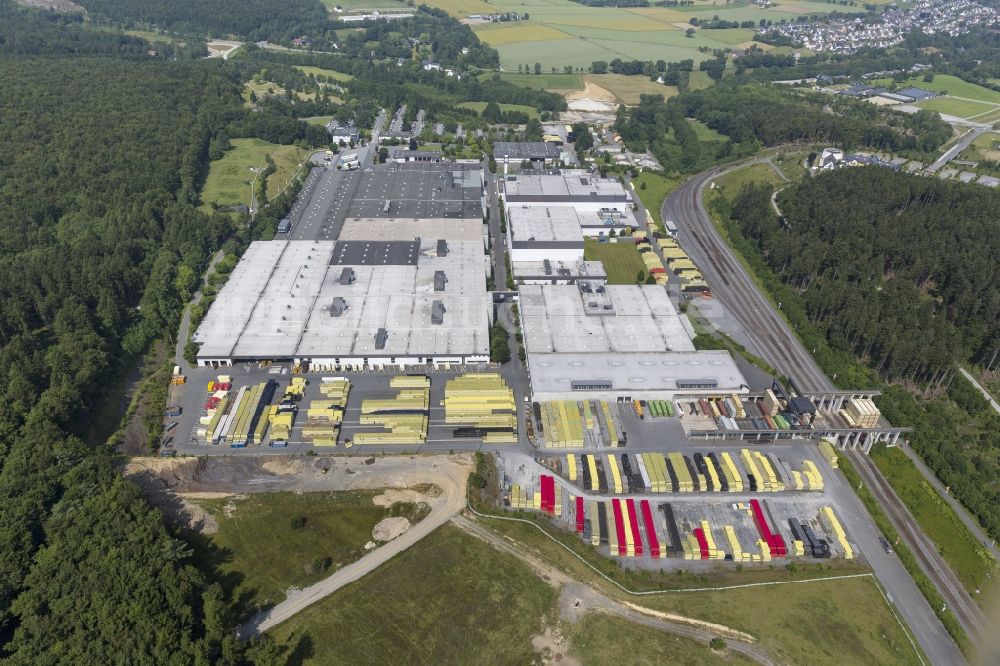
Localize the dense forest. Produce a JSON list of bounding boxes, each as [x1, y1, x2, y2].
[[720, 169, 1000, 538], [76, 0, 330, 41], [0, 3, 313, 661]]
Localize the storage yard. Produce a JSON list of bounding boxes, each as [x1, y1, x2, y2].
[[497, 445, 860, 567]]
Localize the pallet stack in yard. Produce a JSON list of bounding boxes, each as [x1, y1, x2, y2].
[[354, 375, 429, 445], [302, 377, 351, 446], [444, 373, 516, 442]]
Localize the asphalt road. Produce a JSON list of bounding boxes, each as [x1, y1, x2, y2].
[[927, 126, 987, 173], [662, 161, 969, 665]]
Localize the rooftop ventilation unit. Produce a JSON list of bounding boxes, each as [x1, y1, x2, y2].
[[433, 271, 447, 292], [543, 259, 552, 275], [375, 328, 388, 350], [330, 297, 347, 317], [339, 268, 356, 285], [436, 239, 448, 256], [431, 300, 446, 325]]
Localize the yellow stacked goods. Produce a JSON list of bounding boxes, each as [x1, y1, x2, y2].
[[818, 440, 839, 468], [301, 424, 339, 445], [390, 375, 430, 389], [756, 539, 772, 562], [566, 454, 578, 481], [820, 507, 854, 559], [600, 401, 620, 447], [730, 394, 746, 418], [724, 526, 749, 561], [802, 460, 824, 490], [740, 449, 765, 491], [444, 373, 516, 435], [700, 520, 725, 560], [606, 454, 623, 494], [793, 540, 806, 557], [585, 455, 599, 491], [720, 452, 743, 491], [752, 451, 785, 492], [355, 377, 430, 445], [842, 398, 880, 428], [657, 238, 678, 250], [269, 412, 294, 441], [668, 453, 693, 492], [590, 500, 602, 546]]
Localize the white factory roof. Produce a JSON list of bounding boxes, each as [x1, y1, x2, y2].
[[528, 351, 748, 395], [519, 284, 695, 354], [508, 206, 583, 244], [193, 240, 489, 360], [576, 207, 637, 229], [338, 217, 485, 242], [502, 170, 628, 201], [511, 259, 607, 280]]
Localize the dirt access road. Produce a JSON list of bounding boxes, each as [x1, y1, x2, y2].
[[232, 454, 473, 638], [453, 515, 774, 666]]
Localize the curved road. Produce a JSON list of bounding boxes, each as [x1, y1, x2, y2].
[[662, 162, 972, 665]]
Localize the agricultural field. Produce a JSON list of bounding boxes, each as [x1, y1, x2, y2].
[[878, 74, 1000, 105], [322, 0, 409, 10], [689, 119, 726, 142], [687, 69, 716, 91], [468, 0, 840, 68], [587, 73, 677, 105], [199, 138, 307, 211], [584, 238, 648, 284], [458, 101, 541, 119], [293, 65, 354, 82], [710, 162, 786, 197], [871, 446, 998, 605], [418, 0, 494, 17], [915, 96, 999, 120], [496, 72, 584, 91], [269, 525, 558, 664], [189, 491, 430, 618]]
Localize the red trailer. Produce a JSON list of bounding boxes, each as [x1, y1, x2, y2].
[[749, 499, 787, 556], [640, 500, 660, 558], [693, 527, 710, 559], [575, 496, 585, 532]]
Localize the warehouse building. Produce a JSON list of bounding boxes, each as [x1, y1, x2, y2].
[[511, 259, 607, 285], [493, 141, 562, 165], [345, 162, 484, 219], [500, 170, 633, 212], [388, 148, 441, 163], [519, 283, 747, 401], [192, 239, 491, 369], [507, 206, 584, 262], [339, 217, 487, 245]]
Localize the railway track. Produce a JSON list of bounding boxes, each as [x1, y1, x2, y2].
[[848, 450, 986, 640]]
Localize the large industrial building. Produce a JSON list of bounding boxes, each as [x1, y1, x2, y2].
[[519, 283, 747, 402], [500, 170, 633, 212], [192, 239, 491, 369], [511, 259, 607, 285], [346, 162, 484, 219], [507, 206, 584, 262]]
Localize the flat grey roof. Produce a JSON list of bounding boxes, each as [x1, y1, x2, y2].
[[193, 239, 489, 360], [494, 141, 561, 160], [511, 259, 607, 280], [508, 206, 583, 245], [345, 163, 483, 219], [577, 207, 637, 228], [338, 217, 485, 242], [329, 240, 420, 265], [502, 170, 628, 202], [528, 351, 748, 395], [519, 284, 695, 354]]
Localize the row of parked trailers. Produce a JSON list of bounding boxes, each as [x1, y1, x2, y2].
[[678, 392, 810, 432], [566, 495, 847, 561], [561, 450, 823, 495]]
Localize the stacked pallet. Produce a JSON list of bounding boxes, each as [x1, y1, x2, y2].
[[302, 378, 351, 446], [509, 484, 532, 509], [606, 454, 624, 494], [354, 377, 429, 445], [820, 507, 854, 559], [667, 453, 694, 492], [566, 454, 578, 481], [600, 401, 621, 447], [718, 452, 744, 491], [269, 407, 294, 441], [699, 520, 726, 560], [842, 398, 880, 428], [724, 526, 751, 561], [444, 373, 516, 440], [819, 440, 839, 468], [540, 401, 585, 447]]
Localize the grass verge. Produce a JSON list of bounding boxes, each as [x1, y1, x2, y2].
[[632, 171, 681, 227], [584, 238, 647, 284]]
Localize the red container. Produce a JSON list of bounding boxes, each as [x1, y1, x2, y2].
[[625, 499, 643, 556], [649, 267, 666, 274], [611, 499, 627, 556], [693, 527, 710, 559], [749, 499, 787, 557], [575, 496, 585, 532], [640, 500, 660, 558], [540, 475, 554, 514]]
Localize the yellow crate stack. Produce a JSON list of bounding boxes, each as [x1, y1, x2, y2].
[[668, 453, 693, 492], [269, 408, 294, 441], [704, 455, 723, 492], [606, 454, 623, 494], [802, 460, 824, 490], [607, 503, 619, 556], [792, 540, 806, 556], [354, 377, 429, 445], [444, 373, 516, 439], [621, 503, 635, 557], [752, 451, 785, 492], [818, 440, 839, 468], [682, 534, 700, 560], [724, 526, 750, 562], [820, 507, 854, 559], [510, 484, 533, 509], [600, 401, 620, 447], [755, 539, 772, 562], [566, 454, 578, 482], [700, 520, 726, 560], [650, 453, 669, 492], [720, 452, 744, 492], [585, 454, 599, 491]]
